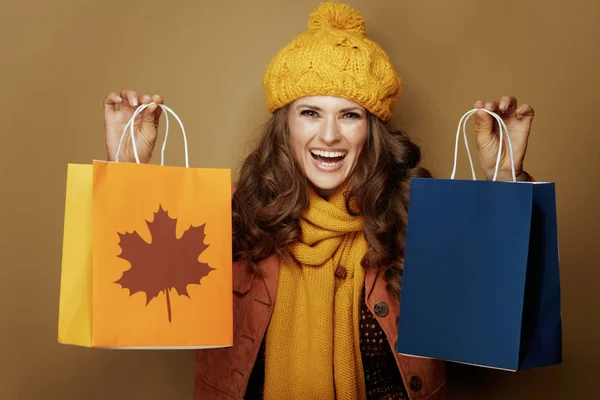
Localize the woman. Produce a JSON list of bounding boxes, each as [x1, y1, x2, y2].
[[103, 2, 535, 399]]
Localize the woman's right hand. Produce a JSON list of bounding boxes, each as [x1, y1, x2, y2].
[[103, 89, 163, 163]]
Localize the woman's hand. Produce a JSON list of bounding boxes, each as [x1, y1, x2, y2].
[[473, 96, 535, 181], [104, 89, 163, 163]]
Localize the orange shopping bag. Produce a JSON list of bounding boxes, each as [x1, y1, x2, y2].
[[58, 104, 232, 349]]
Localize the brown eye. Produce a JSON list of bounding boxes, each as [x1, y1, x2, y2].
[[342, 112, 361, 119], [300, 109, 319, 118]]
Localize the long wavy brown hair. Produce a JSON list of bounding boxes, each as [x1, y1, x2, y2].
[[231, 105, 431, 297]]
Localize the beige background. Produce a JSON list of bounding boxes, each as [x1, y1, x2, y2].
[[1, 0, 598, 398]]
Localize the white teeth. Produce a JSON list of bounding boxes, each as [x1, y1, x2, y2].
[[310, 149, 347, 158], [319, 161, 337, 167]]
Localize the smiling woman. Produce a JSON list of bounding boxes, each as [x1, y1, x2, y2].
[[102, 1, 537, 399], [232, 93, 430, 298]]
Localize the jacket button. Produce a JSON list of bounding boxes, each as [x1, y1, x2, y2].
[[373, 302, 389, 317], [409, 376, 421, 391]]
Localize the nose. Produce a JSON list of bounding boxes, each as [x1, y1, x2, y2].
[[318, 117, 341, 144]]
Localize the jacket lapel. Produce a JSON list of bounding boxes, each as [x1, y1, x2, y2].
[[259, 254, 280, 306], [232, 254, 280, 306], [364, 265, 377, 300]]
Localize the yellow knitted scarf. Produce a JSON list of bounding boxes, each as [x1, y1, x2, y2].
[[264, 184, 368, 400]]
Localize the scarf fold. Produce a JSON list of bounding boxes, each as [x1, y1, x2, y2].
[[264, 184, 368, 400]]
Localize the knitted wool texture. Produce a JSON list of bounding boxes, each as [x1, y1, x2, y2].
[[263, 1, 402, 121], [264, 184, 368, 400]]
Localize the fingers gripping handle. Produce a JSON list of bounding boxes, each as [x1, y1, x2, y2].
[[450, 108, 516, 182], [115, 103, 189, 168]]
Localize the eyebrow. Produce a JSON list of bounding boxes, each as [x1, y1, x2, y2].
[[296, 104, 364, 113]]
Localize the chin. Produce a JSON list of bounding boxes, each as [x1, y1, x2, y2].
[[307, 174, 347, 196]]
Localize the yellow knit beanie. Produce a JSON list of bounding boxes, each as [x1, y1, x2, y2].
[[263, 1, 402, 121]]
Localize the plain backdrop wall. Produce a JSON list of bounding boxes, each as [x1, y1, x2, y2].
[[1, 0, 599, 398]]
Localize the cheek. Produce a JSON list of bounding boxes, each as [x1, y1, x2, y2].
[[288, 120, 310, 162], [349, 124, 368, 154]]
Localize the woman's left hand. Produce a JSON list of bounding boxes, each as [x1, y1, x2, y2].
[[473, 96, 535, 181]]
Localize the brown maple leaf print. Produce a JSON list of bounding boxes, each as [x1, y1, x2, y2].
[[115, 205, 214, 323]]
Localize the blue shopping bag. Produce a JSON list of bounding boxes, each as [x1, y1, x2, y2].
[[396, 109, 562, 371]]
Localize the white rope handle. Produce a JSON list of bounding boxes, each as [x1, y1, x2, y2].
[[115, 103, 189, 168], [450, 108, 516, 182]]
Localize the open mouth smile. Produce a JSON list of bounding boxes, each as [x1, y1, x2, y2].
[[310, 149, 347, 170]]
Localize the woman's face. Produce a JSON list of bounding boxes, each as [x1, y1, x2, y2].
[[287, 95, 368, 198]]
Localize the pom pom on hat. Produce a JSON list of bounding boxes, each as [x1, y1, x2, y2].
[[307, 1, 366, 37]]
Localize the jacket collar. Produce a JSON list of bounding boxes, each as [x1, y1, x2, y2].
[[233, 254, 280, 306], [364, 265, 378, 300]]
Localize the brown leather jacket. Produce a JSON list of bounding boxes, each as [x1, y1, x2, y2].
[[193, 254, 447, 399]]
